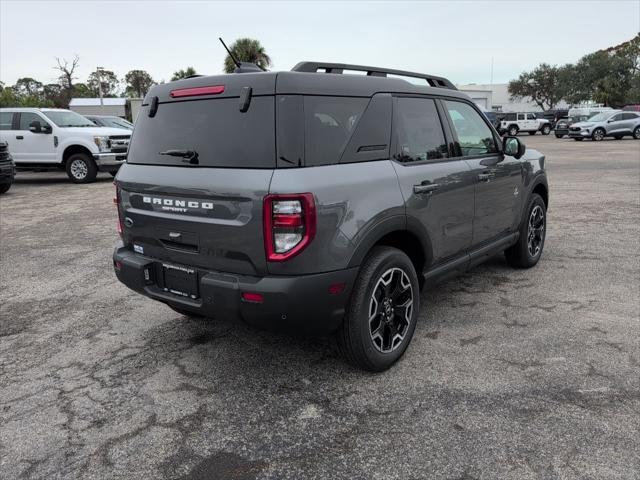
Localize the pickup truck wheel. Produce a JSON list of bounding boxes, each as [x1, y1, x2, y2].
[[66, 153, 97, 183], [0, 183, 11, 194], [337, 246, 419, 372], [591, 128, 605, 141], [633, 126, 640, 139], [505, 193, 546, 269], [508, 125, 519, 136], [574, 137, 583, 141], [528, 131, 536, 135], [541, 125, 551, 135], [555, 134, 563, 139]]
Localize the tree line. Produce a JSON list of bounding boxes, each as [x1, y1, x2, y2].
[[509, 34, 640, 111], [0, 38, 272, 109]]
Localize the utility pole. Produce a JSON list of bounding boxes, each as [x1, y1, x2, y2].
[[490, 56, 494, 85], [96, 66, 104, 105]]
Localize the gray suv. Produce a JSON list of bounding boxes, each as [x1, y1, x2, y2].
[[113, 62, 548, 371], [569, 110, 640, 141]]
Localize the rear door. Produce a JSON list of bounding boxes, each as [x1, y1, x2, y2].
[[0, 111, 14, 146], [118, 80, 276, 276], [442, 99, 524, 247], [391, 96, 475, 265]]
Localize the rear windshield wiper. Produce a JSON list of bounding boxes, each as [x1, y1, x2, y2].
[[159, 149, 199, 165]]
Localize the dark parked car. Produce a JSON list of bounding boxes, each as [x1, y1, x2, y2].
[[0, 141, 15, 194], [113, 61, 548, 371], [86, 115, 134, 130], [555, 115, 590, 138]]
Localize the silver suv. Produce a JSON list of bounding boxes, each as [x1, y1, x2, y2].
[[569, 110, 640, 141], [113, 62, 549, 371]]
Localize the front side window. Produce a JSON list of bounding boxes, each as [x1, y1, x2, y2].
[[19, 112, 50, 130], [517, 113, 525, 121], [444, 100, 498, 157], [527, 113, 537, 120], [0, 112, 13, 130], [610, 114, 623, 122], [393, 97, 447, 163]]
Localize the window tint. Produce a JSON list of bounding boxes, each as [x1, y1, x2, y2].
[[19, 112, 49, 130], [0, 112, 13, 130], [622, 112, 639, 120], [303, 96, 368, 166], [610, 114, 623, 122], [505, 113, 516, 121], [127, 96, 275, 168], [517, 114, 525, 120], [393, 97, 447, 163], [444, 100, 498, 157], [527, 113, 536, 120]]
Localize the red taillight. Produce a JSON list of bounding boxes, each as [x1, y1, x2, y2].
[[241, 292, 264, 303], [114, 182, 123, 237], [169, 85, 225, 98], [263, 193, 316, 262]]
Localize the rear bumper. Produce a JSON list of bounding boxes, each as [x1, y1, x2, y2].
[[113, 245, 358, 335], [94, 153, 126, 171], [0, 162, 15, 183]]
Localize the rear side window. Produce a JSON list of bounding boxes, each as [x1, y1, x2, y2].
[[127, 96, 275, 168], [623, 112, 639, 120], [444, 100, 498, 157], [0, 112, 13, 130], [303, 96, 368, 166], [393, 97, 447, 163]]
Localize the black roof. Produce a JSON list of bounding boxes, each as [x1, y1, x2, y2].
[[144, 64, 467, 104]]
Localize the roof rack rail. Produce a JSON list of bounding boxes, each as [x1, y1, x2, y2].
[[291, 62, 457, 90]]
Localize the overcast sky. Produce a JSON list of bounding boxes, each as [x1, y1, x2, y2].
[[1, 0, 639, 88]]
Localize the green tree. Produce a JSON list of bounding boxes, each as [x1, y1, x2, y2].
[[508, 63, 565, 110], [42, 84, 67, 108], [223, 38, 271, 73], [13, 77, 44, 97], [87, 69, 120, 97], [124, 69, 154, 97], [171, 67, 197, 81], [72, 83, 93, 98]]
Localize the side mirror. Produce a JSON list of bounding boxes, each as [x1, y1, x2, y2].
[[42, 124, 52, 134], [503, 136, 526, 159], [29, 121, 42, 133]]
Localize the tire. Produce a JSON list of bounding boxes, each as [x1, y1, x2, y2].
[[633, 126, 640, 139], [505, 194, 546, 269], [508, 125, 519, 136], [541, 125, 551, 135], [614, 135, 623, 140], [65, 152, 97, 183], [555, 134, 563, 139], [337, 246, 419, 372], [591, 128, 605, 142], [574, 137, 583, 141], [0, 183, 11, 194], [528, 131, 536, 135]]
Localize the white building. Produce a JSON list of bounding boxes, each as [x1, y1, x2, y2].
[[457, 83, 569, 113], [69, 97, 143, 122]]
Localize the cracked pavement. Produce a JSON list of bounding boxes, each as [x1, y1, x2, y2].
[[1, 135, 639, 479]]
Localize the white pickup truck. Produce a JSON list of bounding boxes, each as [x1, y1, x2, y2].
[[499, 112, 551, 136], [0, 108, 131, 183]]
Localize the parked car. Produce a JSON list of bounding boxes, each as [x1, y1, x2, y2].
[[86, 115, 134, 130], [568, 110, 640, 141], [537, 109, 568, 129], [0, 108, 131, 183], [0, 141, 15, 194], [499, 112, 551, 136], [554, 115, 590, 138], [113, 61, 548, 371]]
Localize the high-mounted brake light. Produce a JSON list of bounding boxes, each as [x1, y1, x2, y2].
[[169, 85, 225, 98], [263, 194, 316, 262]]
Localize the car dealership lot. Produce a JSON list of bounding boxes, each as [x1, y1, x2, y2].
[[1, 136, 639, 479]]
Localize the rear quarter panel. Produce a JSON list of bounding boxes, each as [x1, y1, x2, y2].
[[268, 160, 405, 275]]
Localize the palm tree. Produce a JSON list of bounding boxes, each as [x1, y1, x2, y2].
[[223, 38, 272, 73], [171, 67, 197, 81]]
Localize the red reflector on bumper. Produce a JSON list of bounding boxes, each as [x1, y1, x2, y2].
[[170, 85, 225, 98], [328, 282, 346, 295], [241, 292, 264, 303]]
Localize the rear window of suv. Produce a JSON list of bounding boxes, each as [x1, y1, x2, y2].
[[127, 96, 275, 168]]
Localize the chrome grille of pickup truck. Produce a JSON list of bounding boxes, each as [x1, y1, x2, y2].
[[109, 136, 130, 154]]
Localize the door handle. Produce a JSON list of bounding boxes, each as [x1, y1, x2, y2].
[[477, 173, 495, 182], [16, 135, 24, 140], [413, 183, 439, 194]]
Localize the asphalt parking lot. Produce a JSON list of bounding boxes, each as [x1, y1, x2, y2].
[[1, 135, 639, 480]]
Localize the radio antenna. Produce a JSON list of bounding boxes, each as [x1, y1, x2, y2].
[[219, 37, 241, 69]]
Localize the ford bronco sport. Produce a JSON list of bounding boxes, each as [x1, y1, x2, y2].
[[113, 62, 548, 371]]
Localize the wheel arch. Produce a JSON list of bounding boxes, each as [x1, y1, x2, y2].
[[62, 144, 94, 165]]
